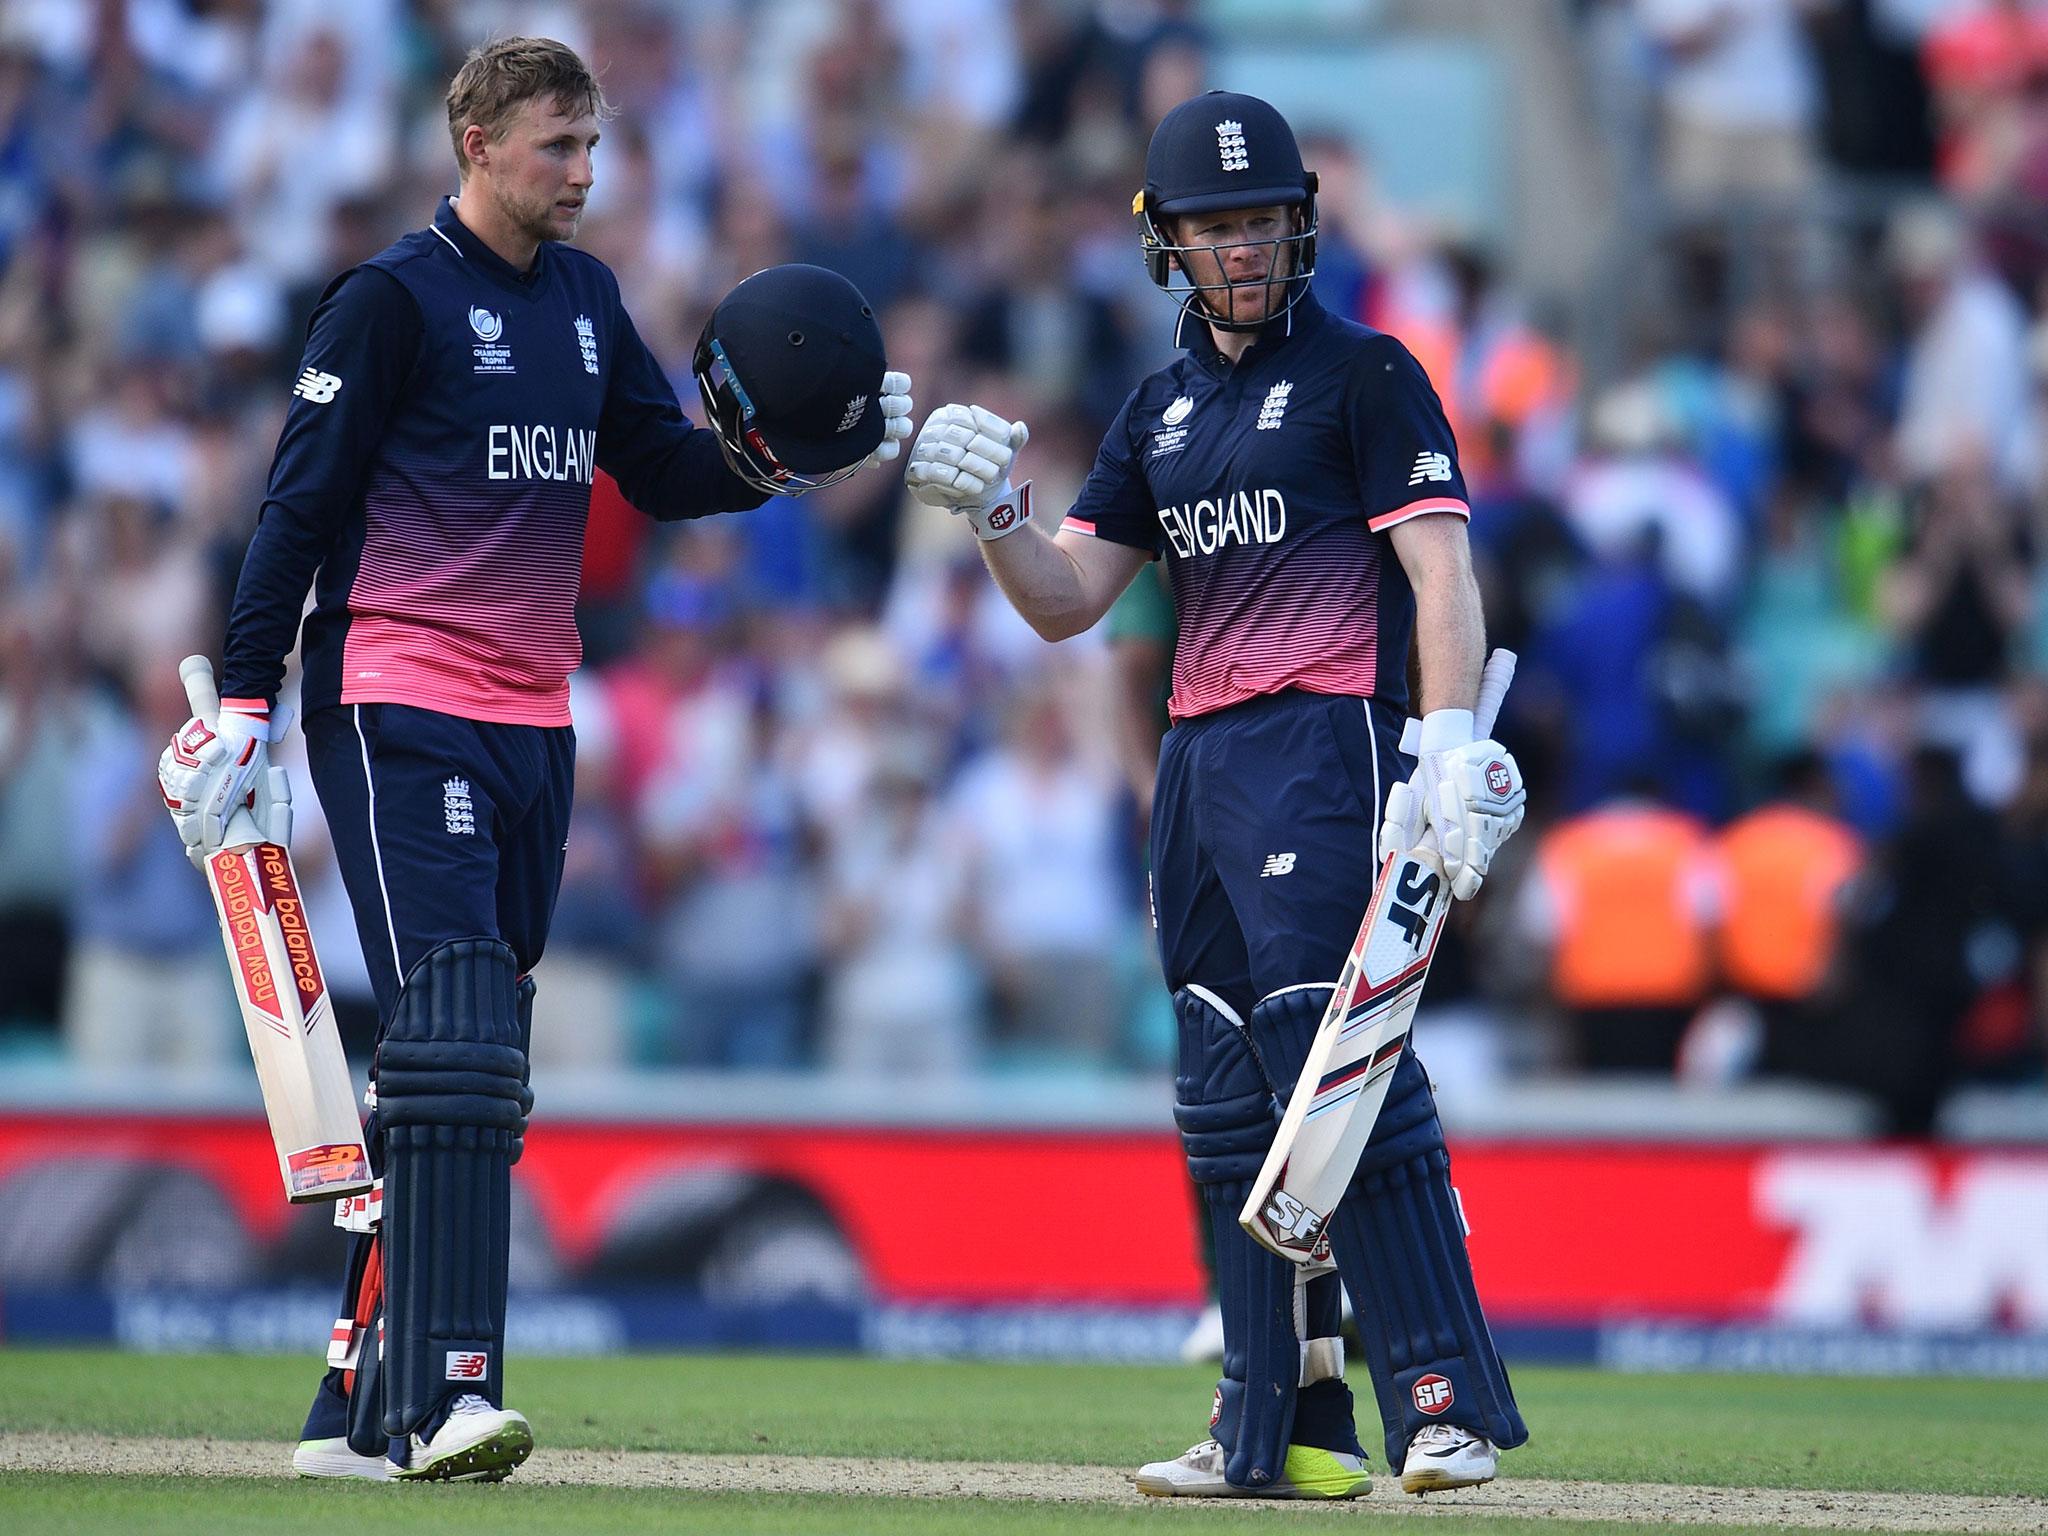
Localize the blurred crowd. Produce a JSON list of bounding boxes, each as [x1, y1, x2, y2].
[[0, 0, 2044, 1128]]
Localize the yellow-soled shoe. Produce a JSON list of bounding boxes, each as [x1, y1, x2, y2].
[[1280, 1443, 1374, 1498], [1135, 1439, 1371, 1499]]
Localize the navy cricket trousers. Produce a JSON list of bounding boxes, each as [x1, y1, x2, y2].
[[303, 702, 574, 1026], [1151, 688, 1407, 1011]]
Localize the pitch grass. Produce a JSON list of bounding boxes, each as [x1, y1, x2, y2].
[[1, 1351, 2045, 1535]]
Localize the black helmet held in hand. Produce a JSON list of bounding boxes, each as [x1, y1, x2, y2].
[[693, 264, 888, 496], [1135, 90, 1319, 333]]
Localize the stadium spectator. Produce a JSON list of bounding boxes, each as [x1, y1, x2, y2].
[[1923, 0, 2048, 193], [212, 27, 394, 285], [0, 613, 72, 1037], [1832, 746, 2005, 1132], [64, 657, 235, 1068], [1637, 0, 1822, 201], [818, 733, 982, 1077], [948, 680, 1123, 1065], [1520, 793, 1721, 1070], [529, 671, 641, 1071], [1889, 201, 2037, 495], [1713, 750, 1863, 1078]]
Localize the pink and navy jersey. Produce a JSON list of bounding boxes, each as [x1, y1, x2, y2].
[[1064, 292, 1467, 721], [223, 197, 764, 725]]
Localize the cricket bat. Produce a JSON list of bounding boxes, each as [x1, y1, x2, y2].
[[179, 655, 373, 1204], [1239, 648, 1516, 1262]]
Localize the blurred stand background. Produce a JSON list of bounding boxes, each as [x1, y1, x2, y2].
[[0, 0, 2044, 1367]]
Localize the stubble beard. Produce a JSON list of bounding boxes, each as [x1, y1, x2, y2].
[[1193, 250, 1290, 327], [1226, 280, 1272, 324], [508, 183, 578, 246]]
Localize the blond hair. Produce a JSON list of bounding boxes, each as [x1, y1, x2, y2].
[[445, 36, 610, 178]]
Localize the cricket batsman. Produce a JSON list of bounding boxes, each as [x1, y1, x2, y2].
[[904, 91, 1528, 1498], [155, 36, 911, 1481]]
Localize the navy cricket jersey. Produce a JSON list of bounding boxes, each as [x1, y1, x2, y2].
[[222, 196, 765, 726], [1065, 291, 1467, 721]]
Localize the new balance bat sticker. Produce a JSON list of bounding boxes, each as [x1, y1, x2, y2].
[[179, 655, 372, 1204], [1239, 649, 1516, 1262]]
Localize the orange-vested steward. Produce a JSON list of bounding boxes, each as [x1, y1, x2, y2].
[[1713, 804, 1862, 1001], [1539, 805, 1715, 1009]]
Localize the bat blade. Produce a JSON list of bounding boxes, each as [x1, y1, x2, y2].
[[203, 841, 371, 1203], [1240, 844, 1451, 1259], [1239, 649, 1515, 1262]]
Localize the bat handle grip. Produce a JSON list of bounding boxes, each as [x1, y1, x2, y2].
[[179, 654, 221, 721], [179, 655, 270, 851], [1474, 648, 1516, 739]]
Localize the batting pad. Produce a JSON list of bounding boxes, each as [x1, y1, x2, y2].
[[512, 972, 536, 1164], [1175, 988, 1360, 1488], [375, 938, 525, 1439], [1315, 1043, 1528, 1468]]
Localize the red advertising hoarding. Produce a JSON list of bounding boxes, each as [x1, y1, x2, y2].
[[1, 1113, 2043, 1331]]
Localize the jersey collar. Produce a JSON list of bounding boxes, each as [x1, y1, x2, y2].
[[1179, 286, 1326, 369], [432, 196, 553, 298]]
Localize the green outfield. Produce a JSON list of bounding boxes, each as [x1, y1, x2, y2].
[[1, 1352, 2044, 1535]]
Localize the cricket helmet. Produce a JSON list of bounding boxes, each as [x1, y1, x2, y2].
[[693, 263, 888, 496], [1134, 90, 1319, 332]]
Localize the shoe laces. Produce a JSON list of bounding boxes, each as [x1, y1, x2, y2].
[[1182, 1439, 1224, 1467], [449, 1393, 495, 1416], [1409, 1423, 1470, 1450]]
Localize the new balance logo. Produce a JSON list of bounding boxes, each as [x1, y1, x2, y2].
[[1260, 852, 1297, 877], [293, 369, 342, 404], [1408, 450, 1453, 485], [443, 777, 476, 837], [1255, 380, 1293, 430], [1216, 118, 1249, 172], [445, 1351, 489, 1381]]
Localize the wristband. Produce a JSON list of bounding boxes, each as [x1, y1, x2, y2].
[[971, 480, 1033, 541]]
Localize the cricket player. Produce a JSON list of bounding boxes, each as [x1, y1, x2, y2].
[[155, 37, 911, 1481], [905, 91, 1528, 1498]]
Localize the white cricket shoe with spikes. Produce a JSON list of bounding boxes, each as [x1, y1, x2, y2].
[[1400, 1422, 1498, 1493], [391, 1394, 533, 1482]]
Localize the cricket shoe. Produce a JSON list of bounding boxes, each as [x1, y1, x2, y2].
[[1135, 1439, 1371, 1499], [391, 1394, 533, 1482], [1399, 1423, 1498, 1494], [292, 1437, 392, 1481]]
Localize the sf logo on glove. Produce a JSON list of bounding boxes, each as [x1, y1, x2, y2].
[[1485, 760, 1513, 799]]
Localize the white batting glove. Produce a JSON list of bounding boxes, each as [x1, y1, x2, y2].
[[862, 371, 914, 467], [158, 701, 293, 865], [1406, 709, 1526, 901], [904, 403, 1033, 539]]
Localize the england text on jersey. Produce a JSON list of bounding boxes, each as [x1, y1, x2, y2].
[[1064, 292, 1469, 720], [485, 424, 599, 484], [1157, 488, 1287, 557], [221, 197, 763, 727]]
